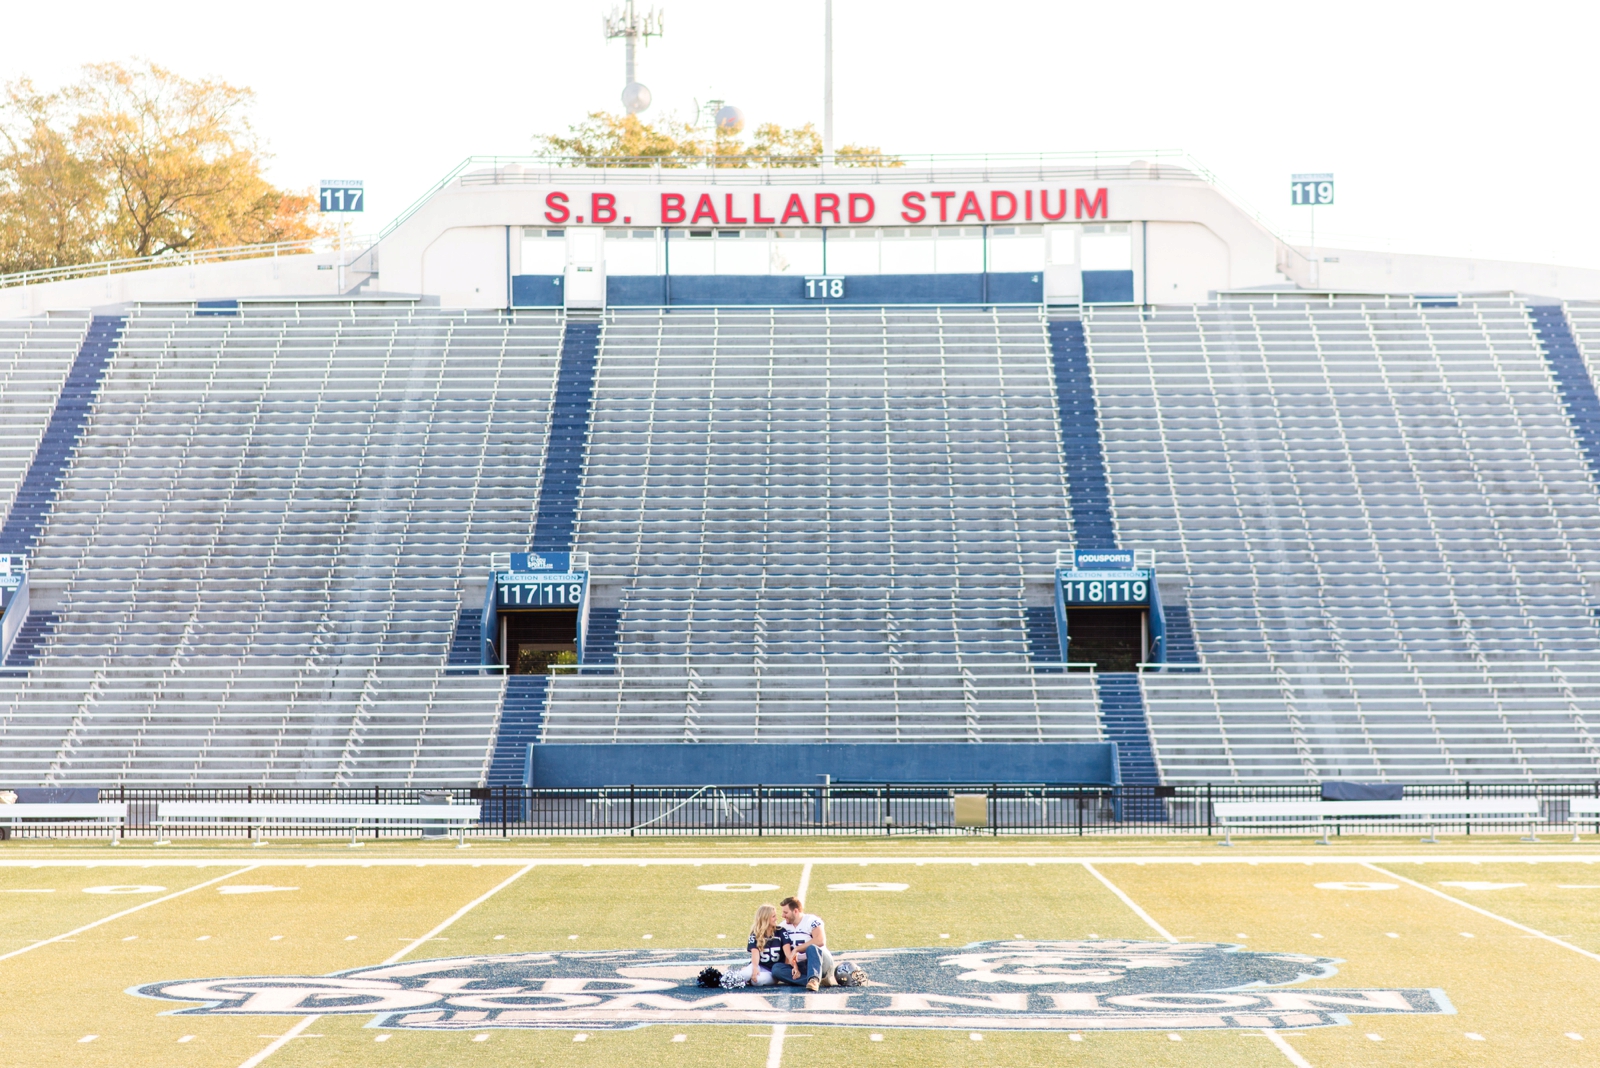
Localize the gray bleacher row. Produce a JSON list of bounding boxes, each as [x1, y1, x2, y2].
[[541, 305, 1088, 742], [0, 312, 91, 519], [0, 662, 503, 785], [1090, 295, 1600, 781], [0, 302, 563, 785]]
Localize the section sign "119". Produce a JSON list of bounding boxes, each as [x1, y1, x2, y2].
[[1290, 173, 1333, 206]]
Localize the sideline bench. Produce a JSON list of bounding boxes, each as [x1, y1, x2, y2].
[[1569, 798, 1600, 842], [1213, 798, 1542, 845], [0, 803, 127, 843], [153, 802, 481, 848]]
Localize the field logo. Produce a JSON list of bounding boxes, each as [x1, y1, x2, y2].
[[133, 940, 1452, 1032]]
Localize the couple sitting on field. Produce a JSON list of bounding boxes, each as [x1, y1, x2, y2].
[[737, 896, 836, 992]]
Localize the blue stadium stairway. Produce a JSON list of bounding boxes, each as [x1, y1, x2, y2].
[[1529, 305, 1600, 482], [445, 608, 482, 674], [485, 316, 606, 791], [0, 315, 124, 556], [1162, 605, 1201, 666], [1097, 673, 1160, 784], [0, 610, 58, 675], [583, 606, 620, 667], [530, 318, 601, 553], [487, 676, 550, 786], [1097, 673, 1166, 819], [1046, 318, 1167, 797], [1023, 606, 1063, 672], [1046, 318, 1117, 550]]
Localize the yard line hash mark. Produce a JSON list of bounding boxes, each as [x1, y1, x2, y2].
[[235, 862, 535, 1068], [0, 865, 257, 964], [1364, 863, 1600, 965]]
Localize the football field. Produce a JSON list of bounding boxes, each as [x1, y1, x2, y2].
[[2, 836, 1599, 1067]]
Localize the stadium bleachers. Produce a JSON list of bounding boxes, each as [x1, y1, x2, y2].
[[3, 292, 1600, 786], [1088, 295, 1600, 781], [539, 306, 1102, 744], [0, 301, 563, 784], [0, 313, 91, 526]]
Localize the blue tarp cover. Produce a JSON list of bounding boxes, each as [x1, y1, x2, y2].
[[1321, 781, 1404, 801]]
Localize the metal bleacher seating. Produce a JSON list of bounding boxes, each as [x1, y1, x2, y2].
[[1088, 295, 1600, 782], [0, 313, 90, 525], [0, 301, 563, 785], [541, 306, 1102, 743], [7, 290, 1600, 788]]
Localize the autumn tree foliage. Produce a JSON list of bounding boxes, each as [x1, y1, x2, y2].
[[0, 62, 324, 274], [536, 112, 900, 169]]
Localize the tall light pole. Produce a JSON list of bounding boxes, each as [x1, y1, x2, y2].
[[605, 1, 664, 114], [823, 0, 834, 161]]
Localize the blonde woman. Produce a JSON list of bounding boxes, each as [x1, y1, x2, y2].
[[734, 904, 783, 987]]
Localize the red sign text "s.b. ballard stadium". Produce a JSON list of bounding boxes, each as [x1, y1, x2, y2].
[[538, 188, 1110, 226]]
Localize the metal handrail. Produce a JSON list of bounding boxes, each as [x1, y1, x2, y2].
[[0, 236, 370, 292]]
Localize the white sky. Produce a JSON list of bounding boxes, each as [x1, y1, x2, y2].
[[4, 0, 1596, 268]]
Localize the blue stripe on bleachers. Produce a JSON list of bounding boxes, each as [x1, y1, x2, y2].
[[1045, 319, 1118, 551], [1528, 305, 1600, 483], [1046, 319, 1165, 789], [530, 320, 600, 553], [0, 315, 125, 556], [485, 318, 608, 787]]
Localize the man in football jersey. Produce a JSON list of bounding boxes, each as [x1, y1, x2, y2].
[[773, 895, 835, 991]]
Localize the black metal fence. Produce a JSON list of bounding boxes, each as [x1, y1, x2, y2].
[[10, 780, 1583, 840]]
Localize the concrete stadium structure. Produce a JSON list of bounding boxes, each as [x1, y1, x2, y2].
[[2, 155, 1598, 789]]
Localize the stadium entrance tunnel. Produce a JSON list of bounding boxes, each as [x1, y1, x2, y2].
[[481, 552, 593, 672], [1065, 607, 1145, 672], [502, 609, 578, 675], [1053, 549, 1169, 669]]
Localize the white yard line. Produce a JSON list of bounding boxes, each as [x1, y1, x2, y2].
[[236, 1016, 316, 1068], [1262, 1028, 1313, 1067], [1363, 862, 1600, 966], [1081, 862, 1177, 942], [765, 863, 815, 1068], [0, 864, 257, 964], [765, 1024, 787, 1068], [384, 862, 536, 966], [1084, 862, 1312, 1067], [235, 862, 536, 1068]]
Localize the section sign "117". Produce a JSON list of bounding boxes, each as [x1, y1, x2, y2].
[[319, 180, 364, 213]]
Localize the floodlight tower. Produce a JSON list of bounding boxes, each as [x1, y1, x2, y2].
[[604, 1, 664, 114], [823, 0, 834, 160]]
